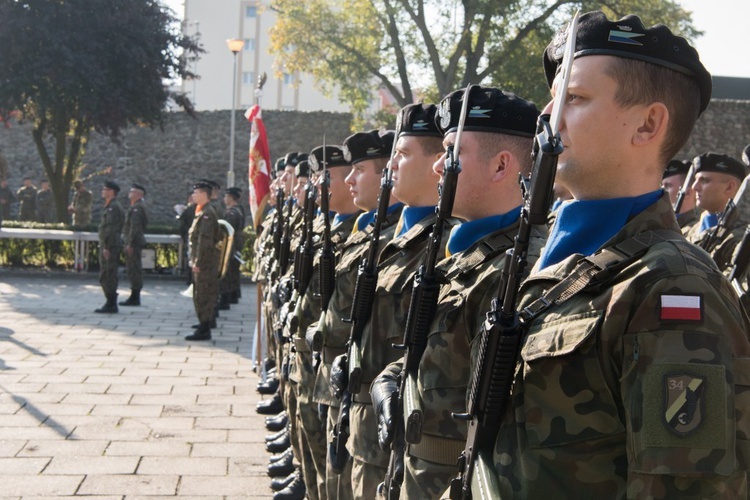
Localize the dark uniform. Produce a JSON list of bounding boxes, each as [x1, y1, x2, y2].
[[17, 182, 37, 221], [219, 187, 245, 308], [121, 186, 148, 306], [0, 181, 14, 220], [96, 181, 125, 313], [36, 186, 55, 223]]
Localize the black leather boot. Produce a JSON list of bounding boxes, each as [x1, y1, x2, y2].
[[119, 289, 141, 306], [266, 449, 294, 477], [265, 427, 288, 443], [265, 411, 288, 431], [266, 433, 291, 453], [257, 378, 279, 395], [270, 468, 297, 492], [95, 293, 118, 313], [218, 293, 231, 310], [272, 470, 306, 500], [256, 392, 283, 415], [185, 322, 211, 341], [230, 290, 239, 304], [269, 447, 293, 464]]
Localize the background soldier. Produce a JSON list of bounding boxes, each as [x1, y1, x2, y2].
[[219, 187, 245, 309], [95, 181, 124, 313], [120, 183, 149, 306], [186, 181, 221, 341], [0, 178, 14, 221], [69, 180, 93, 226], [36, 179, 55, 223], [17, 176, 37, 221], [661, 159, 700, 232]]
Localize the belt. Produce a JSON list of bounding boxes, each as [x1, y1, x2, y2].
[[351, 384, 373, 405], [407, 434, 465, 466], [293, 337, 310, 353], [322, 345, 346, 363]]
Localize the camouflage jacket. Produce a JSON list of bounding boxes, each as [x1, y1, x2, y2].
[[349, 211, 455, 466], [98, 199, 125, 251], [72, 188, 93, 226], [252, 208, 276, 283], [36, 189, 55, 223], [689, 206, 748, 274], [491, 193, 750, 499], [311, 208, 402, 408], [123, 198, 148, 248], [188, 203, 221, 270], [676, 208, 700, 236], [17, 185, 37, 220]]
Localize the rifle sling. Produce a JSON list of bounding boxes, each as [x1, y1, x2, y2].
[[521, 229, 679, 323], [407, 434, 465, 466]]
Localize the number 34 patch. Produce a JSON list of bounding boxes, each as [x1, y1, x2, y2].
[[663, 372, 705, 436]]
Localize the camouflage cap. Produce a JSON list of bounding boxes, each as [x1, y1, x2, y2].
[[693, 152, 748, 181], [436, 85, 539, 137], [342, 129, 394, 164], [544, 10, 712, 113], [662, 159, 691, 179], [399, 103, 442, 138], [309, 144, 349, 173]]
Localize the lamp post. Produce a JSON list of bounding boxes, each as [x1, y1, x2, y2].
[[226, 38, 245, 188]]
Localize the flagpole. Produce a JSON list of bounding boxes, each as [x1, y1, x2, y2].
[[253, 72, 268, 375]]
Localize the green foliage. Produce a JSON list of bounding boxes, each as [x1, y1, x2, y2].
[[0, 0, 202, 222], [269, 0, 698, 124]]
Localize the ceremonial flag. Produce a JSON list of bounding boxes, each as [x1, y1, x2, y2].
[[245, 104, 272, 230]]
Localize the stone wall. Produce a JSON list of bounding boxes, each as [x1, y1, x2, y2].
[[0, 100, 748, 225], [0, 109, 352, 225]]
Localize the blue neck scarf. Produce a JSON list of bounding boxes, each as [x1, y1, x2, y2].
[[446, 207, 521, 257], [354, 202, 404, 233], [396, 205, 436, 237], [699, 212, 719, 232], [538, 190, 663, 269], [332, 212, 353, 227]]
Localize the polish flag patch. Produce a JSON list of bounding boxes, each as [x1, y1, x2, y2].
[[660, 294, 702, 322]]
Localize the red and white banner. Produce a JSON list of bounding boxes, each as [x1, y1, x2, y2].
[[245, 104, 272, 230]]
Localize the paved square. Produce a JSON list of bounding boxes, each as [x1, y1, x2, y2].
[[0, 272, 273, 498]]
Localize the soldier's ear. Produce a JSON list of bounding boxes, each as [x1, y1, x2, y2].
[[490, 150, 513, 182], [633, 102, 668, 149]]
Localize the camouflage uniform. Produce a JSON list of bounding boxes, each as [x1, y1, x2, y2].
[[0, 184, 14, 220], [123, 198, 148, 291], [220, 204, 245, 298], [72, 188, 93, 226], [375, 221, 546, 498], [36, 189, 55, 223], [489, 193, 750, 498], [189, 203, 221, 324], [676, 208, 700, 236], [349, 211, 452, 499], [17, 185, 37, 221], [98, 198, 125, 296]]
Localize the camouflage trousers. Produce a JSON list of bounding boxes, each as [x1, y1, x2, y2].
[[402, 453, 456, 499], [292, 350, 327, 500], [192, 265, 218, 323], [326, 406, 354, 500], [282, 373, 303, 477], [99, 245, 121, 296], [351, 456, 387, 499], [125, 245, 143, 291]]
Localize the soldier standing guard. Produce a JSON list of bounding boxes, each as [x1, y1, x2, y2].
[[36, 180, 56, 223], [17, 176, 37, 222], [95, 181, 125, 313], [219, 187, 245, 309], [186, 181, 221, 341], [120, 183, 149, 306], [69, 180, 93, 226]]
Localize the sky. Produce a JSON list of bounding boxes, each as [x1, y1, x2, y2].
[[163, 0, 750, 79]]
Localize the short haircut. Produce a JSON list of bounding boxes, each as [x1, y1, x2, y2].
[[372, 157, 389, 175], [604, 57, 701, 167], [474, 132, 534, 175], [416, 136, 445, 158]]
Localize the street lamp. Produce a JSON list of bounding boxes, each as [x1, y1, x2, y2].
[[226, 38, 245, 188]]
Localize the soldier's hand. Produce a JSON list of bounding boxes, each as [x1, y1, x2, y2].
[[371, 375, 399, 451], [329, 354, 349, 400]]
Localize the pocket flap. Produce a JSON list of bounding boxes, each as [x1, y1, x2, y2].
[[522, 310, 604, 362]]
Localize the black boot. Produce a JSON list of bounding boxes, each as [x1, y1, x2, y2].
[[256, 392, 283, 415], [185, 322, 211, 341], [265, 427, 288, 443], [266, 450, 294, 477], [119, 289, 141, 306], [266, 433, 291, 453], [270, 468, 298, 492], [218, 293, 231, 310], [192, 316, 217, 329], [257, 378, 279, 395], [269, 447, 294, 464], [273, 470, 306, 500], [95, 293, 118, 313], [230, 290, 239, 304]]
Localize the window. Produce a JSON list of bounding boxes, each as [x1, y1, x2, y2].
[[283, 73, 294, 85], [243, 71, 255, 85], [245, 6, 257, 17], [244, 38, 255, 51]]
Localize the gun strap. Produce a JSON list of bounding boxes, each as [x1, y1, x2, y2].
[[407, 434, 465, 466], [443, 230, 516, 280], [521, 229, 680, 323]]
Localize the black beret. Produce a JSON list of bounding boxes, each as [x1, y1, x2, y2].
[[131, 183, 146, 195], [192, 180, 213, 191], [103, 181, 120, 193], [436, 86, 539, 137], [284, 152, 300, 168], [273, 157, 286, 176], [662, 159, 691, 179], [309, 145, 349, 173], [295, 159, 311, 178], [198, 178, 220, 190], [544, 11, 712, 114], [225, 187, 242, 199], [742, 144, 750, 167], [693, 152, 748, 181], [342, 129, 394, 164], [399, 103, 442, 138]]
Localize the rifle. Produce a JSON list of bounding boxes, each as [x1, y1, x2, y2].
[[278, 192, 294, 276], [700, 198, 735, 252], [268, 186, 285, 278], [381, 87, 473, 499], [673, 161, 696, 214], [729, 226, 750, 299], [449, 12, 577, 500], [329, 131, 397, 474], [295, 179, 317, 296], [319, 143, 336, 312]]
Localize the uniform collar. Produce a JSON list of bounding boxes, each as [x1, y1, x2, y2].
[[446, 207, 521, 257], [395, 205, 436, 238]]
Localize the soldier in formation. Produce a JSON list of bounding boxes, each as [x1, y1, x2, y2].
[[120, 183, 149, 307], [95, 181, 124, 313], [250, 10, 750, 500]]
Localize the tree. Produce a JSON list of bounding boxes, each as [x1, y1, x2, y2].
[[268, 0, 699, 127], [0, 0, 201, 223]]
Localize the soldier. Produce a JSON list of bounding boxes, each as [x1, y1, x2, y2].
[[36, 180, 56, 223], [0, 178, 14, 221], [16, 176, 37, 221], [479, 11, 750, 498], [69, 180, 93, 226], [186, 181, 222, 341], [687, 152, 749, 272], [218, 187, 245, 309], [120, 183, 149, 306], [95, 181, 125, 313], [371, 88, 545, 498], [661, 159, 700, 233], [340, 106, 456, 499]]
